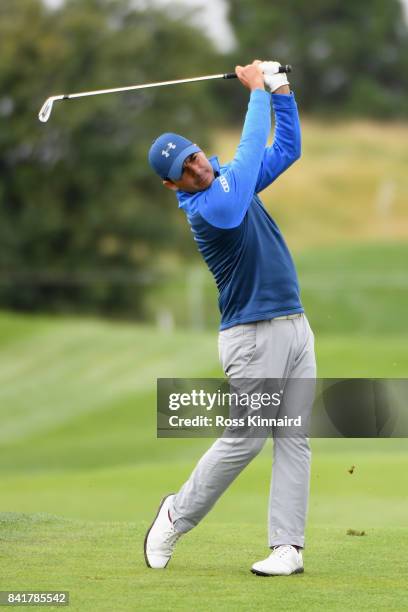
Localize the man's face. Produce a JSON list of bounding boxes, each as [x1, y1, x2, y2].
[[163, 151, 214, 193]]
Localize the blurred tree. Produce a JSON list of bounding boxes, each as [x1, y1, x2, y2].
[[0, 0, 221, 316], [227, 0, 408, 117]]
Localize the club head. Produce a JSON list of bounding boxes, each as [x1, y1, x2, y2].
[[38, 97, 56, 123]]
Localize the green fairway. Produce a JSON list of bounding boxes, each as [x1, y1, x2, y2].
[[1, 452, 408, 611], [0, 308, 407, 472], [2, 514, 407, 612], [1, 304, 407, 610]]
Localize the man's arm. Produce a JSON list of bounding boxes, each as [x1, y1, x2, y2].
[[254, 91, 301, 194], [197, 62, 271, 230]]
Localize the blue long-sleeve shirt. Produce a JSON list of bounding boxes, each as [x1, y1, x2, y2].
[[177, 89, 304, 330]]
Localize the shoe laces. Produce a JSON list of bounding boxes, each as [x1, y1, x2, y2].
[[273, 545, 295, 559], [163, 524, 181, 549]]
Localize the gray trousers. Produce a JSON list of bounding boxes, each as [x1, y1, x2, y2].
[[172, 314, 316, 548]]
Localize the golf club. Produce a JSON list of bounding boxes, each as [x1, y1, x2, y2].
[[38, 65, 292, 123]]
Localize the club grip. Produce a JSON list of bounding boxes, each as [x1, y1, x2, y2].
[[223, 65, 292, 79], [279, 64, 292, 73]]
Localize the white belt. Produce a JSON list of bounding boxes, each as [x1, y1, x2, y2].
[[272, 313, 303, 321]]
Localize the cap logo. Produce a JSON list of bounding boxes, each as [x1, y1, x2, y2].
[[161, 142, 176, 158]]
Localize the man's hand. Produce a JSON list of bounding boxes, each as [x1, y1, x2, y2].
[[235, 61, 265, 92], [260, 61, 290, 94]]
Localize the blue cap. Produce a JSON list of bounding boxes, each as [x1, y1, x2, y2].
[[148, 132, 201, 181]]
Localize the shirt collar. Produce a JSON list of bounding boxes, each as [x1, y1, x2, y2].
[[209, 155, 221, 176]]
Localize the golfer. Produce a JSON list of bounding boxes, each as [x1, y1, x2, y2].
[[145, 60, 316, 576]]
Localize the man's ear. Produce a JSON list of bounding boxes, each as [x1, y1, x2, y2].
[[163, 179, 178, 192]]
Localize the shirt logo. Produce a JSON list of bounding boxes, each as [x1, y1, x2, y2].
[[161, 142, 176, 158], [220, 176, 230, 193]]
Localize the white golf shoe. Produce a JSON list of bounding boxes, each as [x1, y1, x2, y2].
[[144, 494, 182, 569], [251, 545, 304, 576]]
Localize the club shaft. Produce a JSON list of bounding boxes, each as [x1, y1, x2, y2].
[[57, 65, 292, 101], [62, 73, 229, 101]]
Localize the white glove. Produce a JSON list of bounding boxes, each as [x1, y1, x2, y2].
[[260, 61, 289, 93]]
